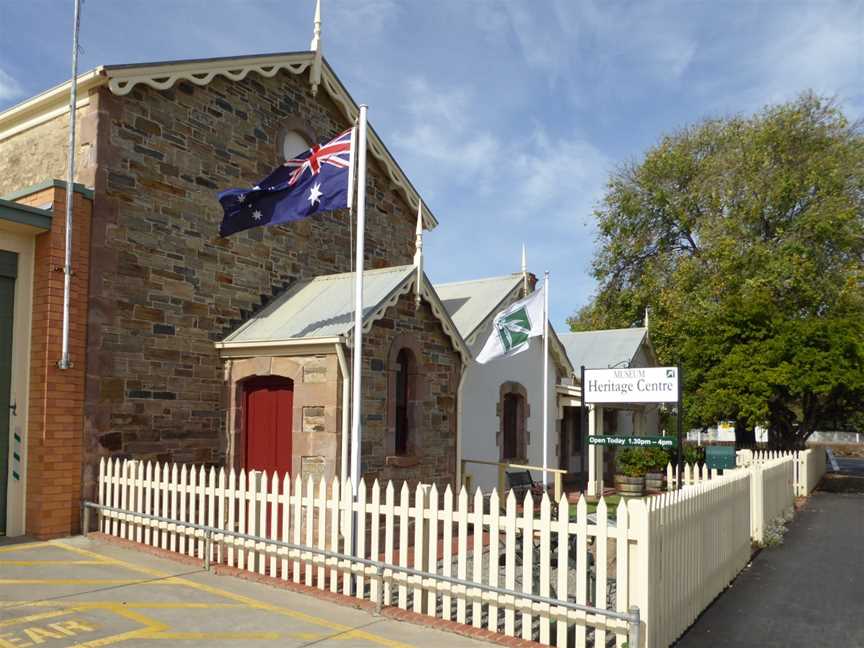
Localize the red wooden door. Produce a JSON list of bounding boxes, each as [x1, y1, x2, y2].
[[244, 376, 294, 477]]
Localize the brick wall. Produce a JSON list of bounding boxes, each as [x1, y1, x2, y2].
[[17, 185, 91, 538], [362, 292, 462, 490], [82, 69, 420, 497]]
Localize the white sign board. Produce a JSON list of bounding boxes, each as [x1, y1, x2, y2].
[[583, 366, 679, 404]]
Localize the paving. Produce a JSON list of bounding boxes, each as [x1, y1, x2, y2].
[[0, 535, 497, 648], [676, 489, 864, 647]]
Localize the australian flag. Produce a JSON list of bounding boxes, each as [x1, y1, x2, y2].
[[218, 129, 353, 237]]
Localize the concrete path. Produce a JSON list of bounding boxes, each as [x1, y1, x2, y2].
[[0, 536, 496, 648], [677, 490, 864, 647]]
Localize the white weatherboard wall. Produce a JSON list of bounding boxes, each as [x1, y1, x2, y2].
[[461, 336, 560, 491]]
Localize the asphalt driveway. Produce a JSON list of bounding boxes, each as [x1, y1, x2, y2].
[[676, 489, 864, 647]]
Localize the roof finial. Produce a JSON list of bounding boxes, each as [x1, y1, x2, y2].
[[644, 305, 650, 329], [309, 0, 323, 96], [414, 201, 424, 308], [310, 0, 322, 51], [521, 243, 529, 295]]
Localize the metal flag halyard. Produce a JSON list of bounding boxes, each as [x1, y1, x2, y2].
[[349, 105, 368, 496], [542, 271, 549, 486]]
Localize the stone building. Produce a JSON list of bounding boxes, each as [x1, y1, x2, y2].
[[0, 47, 466, 537]]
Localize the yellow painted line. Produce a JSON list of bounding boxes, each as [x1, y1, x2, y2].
[[0, 560, 109, 566], [51, 541, 415, 648], [151, 631, 280, 640], [0, 608, 70, 628], [0, 579, 181, 585], [0, 601, 244, 611], [0, 540, 61, 553], [68, 605, 170, 648]]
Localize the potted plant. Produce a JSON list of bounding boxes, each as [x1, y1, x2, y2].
[[644, 447, 671, 492], [614, 448, 651, 498]]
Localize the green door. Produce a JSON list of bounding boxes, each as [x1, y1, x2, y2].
[[0, 250, 17, 535]]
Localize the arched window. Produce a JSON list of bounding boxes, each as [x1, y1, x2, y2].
[[386, 337, 423, 459], [502, 393, 523, 460], [282, 130, 310, 160], [278, 120, 316, 161], [395, 349, 411, 455], [498, 382, 529, 462]]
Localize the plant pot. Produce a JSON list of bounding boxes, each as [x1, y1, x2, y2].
[[645, 471, 667, 492], [614, 474, 645, 498]]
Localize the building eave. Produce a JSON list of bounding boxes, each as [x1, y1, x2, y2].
[[0, 198, 52, 233], [215, 335, 344, 359], [0, 52, 438, 230], [0, 68, 106, 142]]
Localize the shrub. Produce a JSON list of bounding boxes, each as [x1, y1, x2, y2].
[[644, 447, 672, 472], [681, 444, 705, 466], [616, 448, 654, 478]]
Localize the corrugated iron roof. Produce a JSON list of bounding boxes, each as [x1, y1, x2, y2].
[[224, 265, 415, 343], [434, 274, 523, 340], [558, 327, 649, 370]]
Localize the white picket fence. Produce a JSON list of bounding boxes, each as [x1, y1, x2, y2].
[[637, 470, 752, 648], [749, 456, 795, 544], [93, 452, 819, 648], [666, 448, 826, 499], [96, 459, 638, 647]]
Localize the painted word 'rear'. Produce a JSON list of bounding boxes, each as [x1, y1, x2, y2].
[[0, 618, 97, 647]]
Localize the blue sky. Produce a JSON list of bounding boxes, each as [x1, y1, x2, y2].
[[1, 1, 862, 327]]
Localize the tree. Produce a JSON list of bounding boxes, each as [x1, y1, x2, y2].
[[571, 93, 864, 448]]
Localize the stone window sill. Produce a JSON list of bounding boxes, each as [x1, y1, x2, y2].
[[385, 455, 421, 468]]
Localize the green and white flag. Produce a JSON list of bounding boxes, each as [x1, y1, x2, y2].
[[476, 285, 545, 364]]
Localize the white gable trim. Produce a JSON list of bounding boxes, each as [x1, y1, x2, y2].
[[344, 271, 471, 364], [0, 52, 437, 230]]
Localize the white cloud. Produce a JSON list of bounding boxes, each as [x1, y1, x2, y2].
[[750, 2, 863, 114], [0, 67, 22, 102]]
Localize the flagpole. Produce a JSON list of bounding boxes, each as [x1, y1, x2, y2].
[[350, 105, 368, 497], [542, 270, 549, 486]]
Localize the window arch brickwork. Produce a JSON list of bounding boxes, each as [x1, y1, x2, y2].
[[497, 381, 530, 462], [385, 333, 426, 458]]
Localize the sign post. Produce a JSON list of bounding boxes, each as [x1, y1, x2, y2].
[[582, 365, 683, 491], [676, 364, 683, 490]]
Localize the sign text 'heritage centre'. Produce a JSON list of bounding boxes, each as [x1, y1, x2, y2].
[[583, 367, 679, 404]]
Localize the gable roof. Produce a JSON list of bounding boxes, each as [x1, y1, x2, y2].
[[217, 265, 469, 361], [434, 274, 524, 342], [0, 51, 437, 230], [434, 273, 573, 377], [558, 327, 652, 370]]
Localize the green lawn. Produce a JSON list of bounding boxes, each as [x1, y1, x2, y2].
[[569, 494, 627, 520]]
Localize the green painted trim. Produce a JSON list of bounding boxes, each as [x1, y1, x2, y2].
[[0, 198, 52, 232], [2, 179, 94, 201], [0, 250, 17, 278]]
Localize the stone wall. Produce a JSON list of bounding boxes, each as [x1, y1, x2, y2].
[[225, 354, 341, 483], [0, 96, 99, 195], [362, 292, 462, 490], [82, 69, 419, 493]]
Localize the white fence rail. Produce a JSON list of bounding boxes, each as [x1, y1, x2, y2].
[[749, 457, 795, 544], [637, 471, 752, 648], [94, 451, 818, 648], [96, 459, 638, 647]]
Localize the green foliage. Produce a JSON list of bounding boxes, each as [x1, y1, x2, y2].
[[644, 447, 672, 472], [616, 447, 655, 477], [681, 444, 705, 466], [572, 93, 864, 447]]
